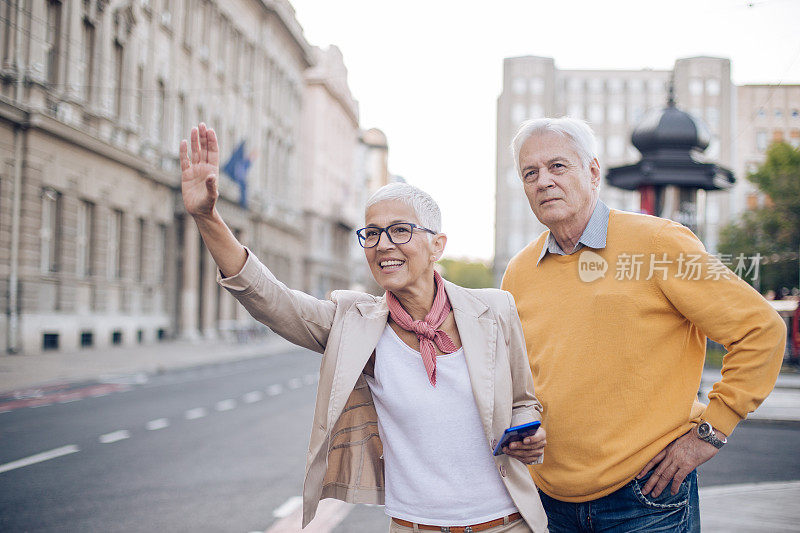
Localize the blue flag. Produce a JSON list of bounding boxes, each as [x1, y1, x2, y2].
[[222, 140, 251, 208]]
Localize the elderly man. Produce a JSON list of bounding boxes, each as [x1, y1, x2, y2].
[[501, 117, 786, 532]]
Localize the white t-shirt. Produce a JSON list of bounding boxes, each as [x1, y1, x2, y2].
[[365, 324, 518, 526]]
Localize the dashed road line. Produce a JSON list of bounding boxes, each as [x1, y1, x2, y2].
[[287, 378, 302, 390], [243, 391, 263, 403], [0, 445, 80, 475], [267, 384, 283, 396], [216, 399, 237, 412], [99, 430, 130, 444], [272, 496, 303, 518], [185, 407, 207, 420], [146, 418, 170, 431]]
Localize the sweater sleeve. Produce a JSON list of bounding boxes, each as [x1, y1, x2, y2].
[[652, 222, 786, 435]]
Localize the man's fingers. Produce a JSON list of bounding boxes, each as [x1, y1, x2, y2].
[[207, 128, 219, 166], [670, 470, 690, 495], [179, 140, 190, 172], [190, 127, 200, 164], [638, 449, 667, 479]]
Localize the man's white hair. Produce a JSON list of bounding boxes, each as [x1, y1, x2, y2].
[[511, 117, 599, 177], [365, 182, 442, 233]]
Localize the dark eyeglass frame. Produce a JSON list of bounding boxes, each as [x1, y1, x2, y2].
[[355, 222, 437, 248]]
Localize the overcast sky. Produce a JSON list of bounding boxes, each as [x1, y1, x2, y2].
[[289, 0, 800, 261]]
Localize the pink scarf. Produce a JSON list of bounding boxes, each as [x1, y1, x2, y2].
[[385, 271, 457, 386]]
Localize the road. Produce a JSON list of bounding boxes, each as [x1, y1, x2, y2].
[[1, 349, 798, 532]]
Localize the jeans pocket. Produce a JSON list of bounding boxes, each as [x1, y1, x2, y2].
[[630, 471, 690, 510]]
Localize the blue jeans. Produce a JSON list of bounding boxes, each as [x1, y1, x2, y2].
[[539, 469, 700, 532]]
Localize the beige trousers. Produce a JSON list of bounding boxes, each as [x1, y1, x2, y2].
[[389, 517, 533, 532]]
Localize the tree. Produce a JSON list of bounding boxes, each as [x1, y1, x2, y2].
[[718, 141, 800, 292], [439, 258, 495, 289]]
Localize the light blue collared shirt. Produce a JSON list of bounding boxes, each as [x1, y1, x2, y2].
[[536, 200, 610, 265]]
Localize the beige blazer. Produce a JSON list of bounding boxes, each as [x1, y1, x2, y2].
[[218, 250, 548, 531]]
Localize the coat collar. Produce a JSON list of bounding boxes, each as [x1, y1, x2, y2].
[[353, 279, 490, 320]]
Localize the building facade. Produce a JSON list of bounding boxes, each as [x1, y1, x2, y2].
[[494, 56, 737, 284], [0, 0, 313, 354], [301, 45, 361, 298], [734, 84, 800, 212]]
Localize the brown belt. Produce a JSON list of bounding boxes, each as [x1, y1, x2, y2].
[[392, 512, 523, 532]]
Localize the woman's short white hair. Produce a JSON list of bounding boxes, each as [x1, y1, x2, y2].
[[511, 117, 599, 177], [365, 182, 442, 233]]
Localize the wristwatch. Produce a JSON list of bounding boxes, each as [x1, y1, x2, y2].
[[695, 421, 727, 449]]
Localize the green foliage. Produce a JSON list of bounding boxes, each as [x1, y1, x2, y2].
[[718, 142, 800, 291], [439, 258, 495, 289]]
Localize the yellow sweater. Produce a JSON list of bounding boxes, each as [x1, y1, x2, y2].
[[501, 209, 786, 502]]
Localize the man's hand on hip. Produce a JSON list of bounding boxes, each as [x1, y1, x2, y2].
[[637, 428, 725, 497]]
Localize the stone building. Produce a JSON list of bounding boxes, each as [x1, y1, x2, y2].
[[734, 84, 800, 211], [493, 56, 737, 284], [0, 0, 312, 354], [301, 45, 360, 298]]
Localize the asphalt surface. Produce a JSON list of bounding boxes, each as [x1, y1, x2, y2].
[[1, 348, 798, 532]]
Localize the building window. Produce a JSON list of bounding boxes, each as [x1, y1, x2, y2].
[[567, 103, 583, 119], [136, 217, 146, 281], [756, 107, 766, 119], [156, 223, 167, 282], [588, 78, 603, 94], [628, 79, 644, 93], [108, 209, 123, 280], [111, 330, 123, 345], [648, 79, 663, 93], [775, 109, 783, 119], [40, 188, 61, 273], [588, 103, 604, 124], [512, 103, 526, 125], [182, 0, 193, 46], [756, 131, 768, 152], [792, 109, 799, 119], [82, 19, 95, 103], [42, 333, 59, 351], [705, 107, 720, 128], [530, 77, 544, 95], [512, 77, 526, 95], [156, 80, 166, 144], [80, 331, 93, 347], [608, 103, 625, 124], [113, 40, 124, 117], [607, 78, 624, 94], [136, 65, 145, 124], [706, 78, 720, 96], [76, 200, 95, 278], [567, 78, 583, 94], [528, 104, 543, 119], [45, 0, 62, 85], [607, 136, 625, 158]]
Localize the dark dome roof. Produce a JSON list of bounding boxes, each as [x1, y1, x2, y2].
[[631, 103, 711, 153]]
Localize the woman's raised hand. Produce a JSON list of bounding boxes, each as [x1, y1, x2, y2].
[[179, 123, 220, 218]]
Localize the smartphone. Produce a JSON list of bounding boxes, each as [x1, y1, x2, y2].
[[492, 421, 542, 456]]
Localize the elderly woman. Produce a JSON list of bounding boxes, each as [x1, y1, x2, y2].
[[179, 123, 548, 533]]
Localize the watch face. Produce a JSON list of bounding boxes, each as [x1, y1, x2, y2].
[[697, 422, 711, 438]]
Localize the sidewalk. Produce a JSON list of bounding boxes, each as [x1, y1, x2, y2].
[[0, 334, 297, 394]]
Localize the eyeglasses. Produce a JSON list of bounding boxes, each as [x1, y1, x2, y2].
[[355, 222, 437, 248]]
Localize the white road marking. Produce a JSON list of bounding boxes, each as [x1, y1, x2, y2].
[[264, 497, 353, 533], [272, 496, 303, 518], [29, 403, 52, 408], [185, 407, 207, 420], [216, 399, 236, 411], [0, 445, 80, 474], [303, 374, 317, 385], [287, 378, 302, 390], [267, 384, 283, 396], [243, 391, 263, 403], [58, 397, 80, 404], [146, 418, 169, 431], [99, 430, 130, 444]]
